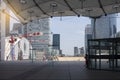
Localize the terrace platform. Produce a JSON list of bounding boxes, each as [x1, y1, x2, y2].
[[0, 60, 120, 80]]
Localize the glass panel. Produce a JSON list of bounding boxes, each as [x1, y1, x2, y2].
[[88, 38, 120, 71]]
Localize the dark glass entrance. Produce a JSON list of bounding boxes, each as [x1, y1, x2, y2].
[[88, 38, 120, 71]]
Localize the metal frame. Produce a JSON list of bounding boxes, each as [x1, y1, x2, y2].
[[88, 38, 120, 71]]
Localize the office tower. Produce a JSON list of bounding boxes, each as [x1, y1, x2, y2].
[[26, 18, 50, 59], [79, 47, 84, 56], [74, 47, 78, 56], [53, 34, 60, 50], [52, 34, 60, 55], [0, 0, 10, 60], [59, 50, 62, 55], [85, 24, 92, 54], [91, 14, 117, 39]]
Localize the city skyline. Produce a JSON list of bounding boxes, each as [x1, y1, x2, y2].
[[10, 12, 120, 56], [50, 17, 91, 55]]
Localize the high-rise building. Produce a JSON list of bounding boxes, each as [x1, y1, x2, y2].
[[52, 34, 60, 55], [53, 34, 60, 50], [12, 23, 24, 35], [74, 47, 78, 56], [91, 14, 117, 39], [85, 24, 92, 54], [79, 47, 84, 56], [0, 0, 10, 61], [25, 18, 50, 58]]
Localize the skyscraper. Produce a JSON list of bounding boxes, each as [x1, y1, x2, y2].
[[79, 47, 84, 56], [53, 34, 60, 50], [74, 47, 78, 56], [91, 14, 117, 39], [52, 34, 60, 55], [85, 24, 92, 54], [25, 18, 50, 59]]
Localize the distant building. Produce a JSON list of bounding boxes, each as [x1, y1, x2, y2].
[[116, 31, 120, 37], [53, 34, 60, 50], [79, 47, 84, 56], [12, 23, 24, 35], [59, 50, 62, 55], [52, 34, 60, 55], [74, 47, 79, 56], [91, 14, 117, 39], [85, 24, 92, 54], [24, 18, 51, 59]]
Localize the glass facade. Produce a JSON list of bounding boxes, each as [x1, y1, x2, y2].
[[53, 34, 60, 50], [91, 14, 116, 39], [85, 24, 92, 54], [88, 38, 120, 71]]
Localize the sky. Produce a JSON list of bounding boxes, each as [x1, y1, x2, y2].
[[50, 17, 91, 55], [10, 11, 120, 56]]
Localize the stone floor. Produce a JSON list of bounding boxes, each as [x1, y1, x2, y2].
[[0, 60, 120, 80]]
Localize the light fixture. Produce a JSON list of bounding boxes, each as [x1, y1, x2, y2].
[[86, 8, 92, 16], [113, 4, 120, 16], [50, 3, 58, 17], [77, 15, 80, 17], [59, 12, 64, 21], [19, 0, 27, 4], [113, 4, 120, 9], [50, 3, 57, 8], [79, 0, 85, 9], [50, 16, 53, 18], [27, 10, 34, 22], [86, 9, 92, 12], [112, 0, 120, 16]]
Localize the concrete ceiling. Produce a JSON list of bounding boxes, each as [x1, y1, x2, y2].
[[3, 0, 120, 23]]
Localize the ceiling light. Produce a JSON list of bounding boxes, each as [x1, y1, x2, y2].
[[19, 0, 27, 4], [86, 9, 92, 12], [27, 10, 34, 22], [113, 4, 120, 9], [79, 0, 85, 9], [50, 3, 58, 17], [86, 9, 93, 16], [50, 3, 57, 7], [113, 4, 120, 16], [59, 12, 64, 21]]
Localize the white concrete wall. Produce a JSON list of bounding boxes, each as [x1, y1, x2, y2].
[[19, 37, 30, 59], [5, 37, 31, 61], [1, 1, 7, 61]]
